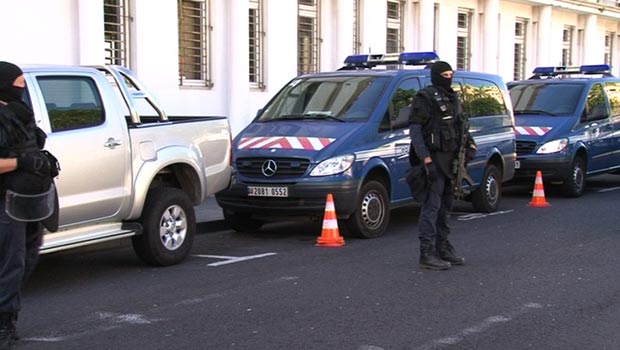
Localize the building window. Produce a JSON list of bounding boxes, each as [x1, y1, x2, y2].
[[433, 4, 439, 51], [514, 18, 528, 81], [353, 0, 362, 54], [605, 32, 614, 66], [249, 0, 265, 89], [562, 26, 574, 66], [178, 0, 212, 87], [104, 0, 130, 67], [298, 0, 320, 75], [386, 0, 404, 53], [457, 8, 472, 70]]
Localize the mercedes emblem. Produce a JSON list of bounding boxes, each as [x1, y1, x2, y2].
[[261, 159, 277, 177]]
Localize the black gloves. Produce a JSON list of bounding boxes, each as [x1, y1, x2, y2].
[[36, 127, 47, 149], [425, 162, 438, 182], [17, 152, 51, 176]]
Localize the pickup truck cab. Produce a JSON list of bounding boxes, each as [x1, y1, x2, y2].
[[508, 64, 620, 197], [23, 65, 232, 265], [216, 52, 515, 238]]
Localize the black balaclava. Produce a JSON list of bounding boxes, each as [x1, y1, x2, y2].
[[0, 61, 25, 102], [430, 61, 453, 90]]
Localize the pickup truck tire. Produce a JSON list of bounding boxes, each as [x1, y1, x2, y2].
[[471, 164, 501, 213], [223, 210, 264, 232], [561, 156, 585, 197], [346, 180, 390, 239], [132, 187, 196, 266]]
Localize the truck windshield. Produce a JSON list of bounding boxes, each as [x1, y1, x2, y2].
[[509, 83, 584, 116], [258, 76, 389, 122]]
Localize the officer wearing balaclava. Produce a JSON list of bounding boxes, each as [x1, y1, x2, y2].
[[408, 60, 476, 271], [0, 61, 55, 350]]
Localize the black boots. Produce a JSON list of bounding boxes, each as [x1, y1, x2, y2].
[[419, 243, 451, 270], [437, 239, 465, 265], [0, 313, 13, 350]]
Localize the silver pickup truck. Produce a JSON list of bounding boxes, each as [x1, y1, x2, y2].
[[22, 65, 232, 266]]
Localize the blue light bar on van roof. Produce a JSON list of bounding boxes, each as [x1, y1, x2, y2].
[[532, 64, 612, 77], [342, 51, 439, 68], [399, 52, 439, 65]]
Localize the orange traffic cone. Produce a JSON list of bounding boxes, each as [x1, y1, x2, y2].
[[529, 170, 551, 207], [316, 194, 345, 247]]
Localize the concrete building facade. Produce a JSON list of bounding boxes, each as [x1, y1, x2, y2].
[[2, 0, 620, 135]]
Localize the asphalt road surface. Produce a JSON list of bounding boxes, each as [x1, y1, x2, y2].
[[16, 175, 620, 350]]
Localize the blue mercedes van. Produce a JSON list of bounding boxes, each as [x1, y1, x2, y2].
[[508, 64, 620, 197], [216, 52, 516, 238]]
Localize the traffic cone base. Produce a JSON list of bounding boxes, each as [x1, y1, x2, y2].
[[529, 170, 551, 207], [316, 194, 345, 247]]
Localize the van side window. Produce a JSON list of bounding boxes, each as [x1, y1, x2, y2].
[[582, 83, 608, 122], [604, 82, 620, 117], [37, 76, 105, 132], [459, 78, 508, 118], [380, 78, 420, 131]]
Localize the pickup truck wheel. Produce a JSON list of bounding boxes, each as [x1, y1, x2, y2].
[[561, 156, 585, 197], [471, 164, 501, 213], [132, 187, 195, 266], [346, 180, 390, 239], [223, 210, 264, 232]]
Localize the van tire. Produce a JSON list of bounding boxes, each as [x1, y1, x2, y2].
[[471, 164, 501, 213], [224, 210, 264, 232], [562, 156, 585, 197], [346, 180, 390, 238], [132, 187, 195, 266]]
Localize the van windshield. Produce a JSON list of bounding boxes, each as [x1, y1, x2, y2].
[[509, 83, 584, 116], [258, 76, 389, 122]]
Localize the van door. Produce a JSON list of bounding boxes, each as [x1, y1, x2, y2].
[[380, 77, 422, 203], [603, 82, 620, 169], [452, 76, 513, 186], [578, 83, 613, 172]]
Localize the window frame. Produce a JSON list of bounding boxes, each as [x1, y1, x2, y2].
[[104, 0, 131, 67], [386, 0, 405, 54], [178, 0, 213, 88], [297, 0, 321, 75], [249, 0, 265, 90], [457, 8, 473, 71], [514, 18, 528, 81]]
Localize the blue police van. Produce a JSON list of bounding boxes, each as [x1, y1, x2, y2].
[[216, 52, 516, 238], [508, 64, 620, 197]]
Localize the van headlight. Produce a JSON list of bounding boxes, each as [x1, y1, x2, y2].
[[310, 155, 355, 176], [536, 139, 568, 154]]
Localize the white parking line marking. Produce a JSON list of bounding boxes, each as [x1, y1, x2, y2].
[[412, 302, 543, 350], [192, 252, 277, 266], [456, 209, 514, 221], [598, 186, 620, 193]]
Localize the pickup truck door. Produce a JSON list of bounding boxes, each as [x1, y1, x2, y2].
[[27, 73, 131, 226]]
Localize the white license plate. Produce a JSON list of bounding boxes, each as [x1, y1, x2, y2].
[[515, 160, 520, 169], [247, 186, 288, 197]]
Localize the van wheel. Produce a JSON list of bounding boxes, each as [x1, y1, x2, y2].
[[346, 180, 390, 238], [223, 210, 264, 232], [132, 187, 195, 266], [562, 156, 585, 197], [471, 165, 501, 213]]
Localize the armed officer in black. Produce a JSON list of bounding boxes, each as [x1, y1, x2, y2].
[[0, 62, 56, 349], [409, 61, 476, 270]]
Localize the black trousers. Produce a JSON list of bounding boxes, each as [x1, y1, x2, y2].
[[0, 201, 42, 313], [418, 169, 454, 245]]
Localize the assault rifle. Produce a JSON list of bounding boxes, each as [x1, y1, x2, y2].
[[453, 113, 474, 200]]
